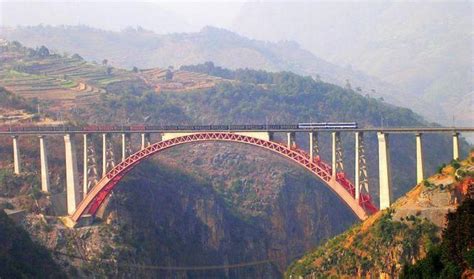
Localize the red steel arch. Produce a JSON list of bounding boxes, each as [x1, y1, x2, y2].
[[71, 132, 377, 223]]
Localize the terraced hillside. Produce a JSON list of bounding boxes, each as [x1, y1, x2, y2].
[[0, 42, 137, 112], [138, 68, 224, 92], [0, 41, 225, 112]]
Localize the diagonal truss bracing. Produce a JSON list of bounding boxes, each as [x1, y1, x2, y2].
[[71, 132, 378, 223]]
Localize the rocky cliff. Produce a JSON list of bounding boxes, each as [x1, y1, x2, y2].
[[286, 152, 474, 278], [0, 46, 470, 278]]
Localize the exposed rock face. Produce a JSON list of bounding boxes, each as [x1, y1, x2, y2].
[[101, 143, 356, 278], [286, 154, 474, 278], [17, 142, 356, 278]]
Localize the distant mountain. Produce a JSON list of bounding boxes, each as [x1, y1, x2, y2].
[[233, 2, 473, 127], [0, 43, 470, 277], [0, 25, 405, 106], [0, 2, 191, 34]]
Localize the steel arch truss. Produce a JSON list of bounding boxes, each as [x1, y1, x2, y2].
[[71, 132, 377, 222]]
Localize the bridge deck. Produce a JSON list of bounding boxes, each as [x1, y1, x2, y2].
[[0, 127, 473, 135]]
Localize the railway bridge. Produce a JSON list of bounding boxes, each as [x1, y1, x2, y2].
[[1, 125, 473, 227]]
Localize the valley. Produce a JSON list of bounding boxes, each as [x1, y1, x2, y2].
[[0, 34, 472, 279]]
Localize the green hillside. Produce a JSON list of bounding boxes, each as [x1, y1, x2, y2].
[[0, 46, 470, 277], [234, 2, 473, 128], [0, 210, 66, 278], [286, 154, 474, 278], [0, 25, 405, 106]]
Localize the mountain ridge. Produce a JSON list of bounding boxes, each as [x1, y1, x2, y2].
[[0, 25, 406, 106]]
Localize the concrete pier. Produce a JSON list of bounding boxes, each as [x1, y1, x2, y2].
[[12, 136, 20, 174], [354, 132, 361, 200], [102, 133, 108, 177], [121, 133, 129, 162], [64, 134, 80, 215], [141, 133, 150, 149], [452, 132, 460, 160], [83, 134, 98, 196], [377, 132, 392, 210], [309, 132, 319, 161], [416, 133, 424, 184], [287, 132, 296, 149], [83, 134, 89, 195], [39, 136, 50, 192], [331, 132, 343, 177]]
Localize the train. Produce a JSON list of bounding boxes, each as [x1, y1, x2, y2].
[[0, 122, 358, 132], [297, 122, 358, 129]]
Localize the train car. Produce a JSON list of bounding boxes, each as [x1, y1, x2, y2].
[[208, 125, 227, 130], [177, 125, 194, 130], [130, 125, 146, 131], [297, 122, 327, 129], [298, 122, 357, 129], [326, 122, 358, 129], [160, 125, 177, 130], [278, 124, 299, 129], [83, 125, 99, 132], [228, 125, 246, 130], [0, 126, 10, 132], [252, 125, 266, 130], [144, 125, 160, 131]]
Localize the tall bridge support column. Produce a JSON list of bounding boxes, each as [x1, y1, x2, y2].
[[83, 134, 88, 195], [268, 132, 275, 141], [415, 133, 424, 184], [309, 132, 319, 161], [141, 133, 151, 150], [102, 134, 108, 177], [12, 136, 21, 174], [39, 136, 50, 192], [331, 132, 344, 177], [452, 132, 460, 160], [83, 134, 98, 196], [102, 133, 115, 177], [64, 134, 80, 215], [287, 132, 296, 149], [355, 132, 368, 201], [377, 132, 392, 210], [121, 133, 131, 162]]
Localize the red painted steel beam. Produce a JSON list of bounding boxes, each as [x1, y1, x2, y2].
[[71, 132, 377, 223]]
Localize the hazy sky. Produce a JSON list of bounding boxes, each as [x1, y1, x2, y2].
[[0, 1, 246, 32]]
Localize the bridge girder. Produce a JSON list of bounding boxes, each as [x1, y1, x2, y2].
[[69, 132, 376, 226]]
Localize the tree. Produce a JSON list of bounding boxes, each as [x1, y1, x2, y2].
[[345, 79, 352, 90], [400, 198, 474, 278], [72, 53, 83, 60], [37, 46, 50, 58], [165, 69, 173, 81], [102, 59, 108, 66], [132, 66, 139, 73]]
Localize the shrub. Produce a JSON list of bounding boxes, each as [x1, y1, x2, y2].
[[436, 164, 446, 174], [450, 160, 461, 170]]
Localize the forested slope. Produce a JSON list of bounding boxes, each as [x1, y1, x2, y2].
[[286, 154, 474, 278], [0, 210, 66, 278], [0, 48, 471, 278]]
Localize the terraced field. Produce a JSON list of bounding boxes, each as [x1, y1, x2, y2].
[[139, 68, 223, 92], [0, 47, 140, 111], [0, 41, 225, 114]]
